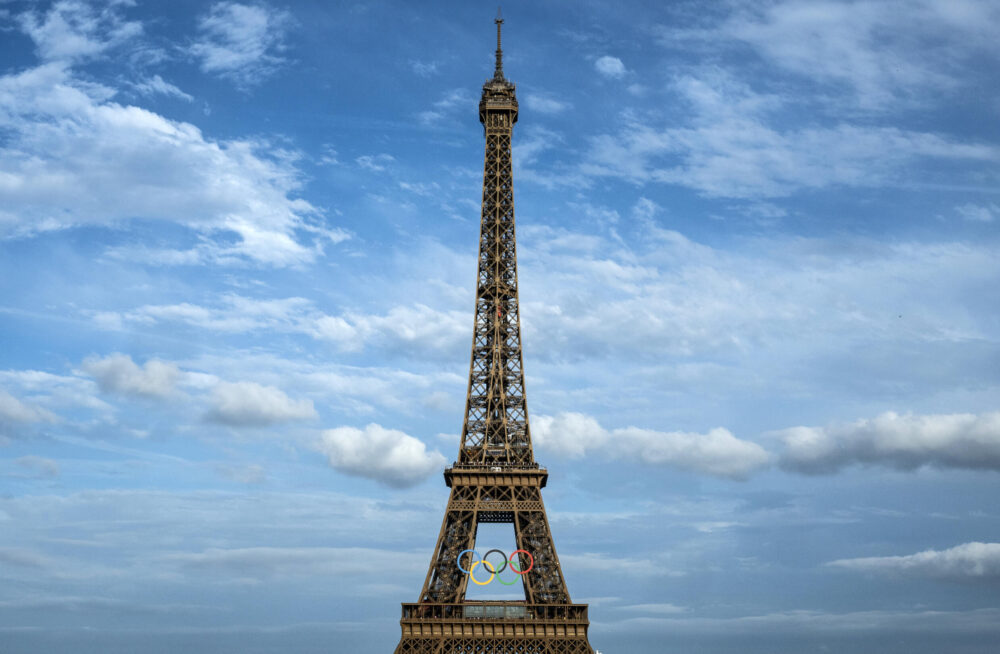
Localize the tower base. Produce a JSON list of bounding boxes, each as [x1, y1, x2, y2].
[[394, 601, 594, 653]]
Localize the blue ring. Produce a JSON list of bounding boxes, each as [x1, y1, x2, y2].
[[456, 549, 480, 574]]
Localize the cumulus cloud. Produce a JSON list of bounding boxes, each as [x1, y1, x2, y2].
[[828, 542, 1000, 581], [190, 2, 292, 87], [206, 381, 316, 426], [81, 353, 180, 398], [594, 55, 627, 78], [317, 423, 446, 488], [0, 63, 344, 265], [777, 411, 1000, 474], [532, 412, 769, 480]]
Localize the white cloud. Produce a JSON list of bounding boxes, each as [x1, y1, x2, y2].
[[123, 296, 313, 333], [777, 411, 1000, 474], [0, 369, 109, 414], [713, 0, 1000, 109], [0, 64, 343, 265], [532, 412, 769, 480], [595, 55, 627, 79], [190, 2, 292, 87], [132, 75, 193, 102], [355, 154, 395, 172], [516, 226, 1000, 385], [81, 353, 180, 398], [581, 71, 997, 198], [317, 423, 446, 488], [317, 144, 339, 166], [828, 542, 1000, 580], [311, 304, 467, 353], [525, 94, 570, 114], [206, 381, 316, 426], [18, 0, 143, 64], [102, 295, 467, 355], [0, 389, 56, 424], [955, 202, 998, 223], [410, 60, 439, 77], [418, 89, 475, 124]]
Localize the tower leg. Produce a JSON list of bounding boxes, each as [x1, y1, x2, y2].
[[419, 485, 477, 604], [514, 487, 569, 604]]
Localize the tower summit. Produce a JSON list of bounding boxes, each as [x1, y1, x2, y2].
[[493, 12, 505, 80], [392, 17, 596, 654]]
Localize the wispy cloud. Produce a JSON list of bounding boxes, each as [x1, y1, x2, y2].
[[707, 0, 1000, 110], [955, 202, 999, 223], [96, 295, 467, 355], [418, 88, 475, 124], [163, 546, 428, 580], [18, 0, 142, 64], [0, 389, 57, 425], [581, 70, 997, 198], [410, 60, 439, 77], [355, 153, 395, 172], [525, 93, 570, 114], [132, 74, 193, 101], [828, 542, 1000, 581], [189, 2, 292, 87]]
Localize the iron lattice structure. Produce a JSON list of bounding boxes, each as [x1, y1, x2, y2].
[[392, 18, 595, 654]]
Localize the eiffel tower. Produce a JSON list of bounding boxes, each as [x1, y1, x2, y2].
[[392, 16, 595, 654]]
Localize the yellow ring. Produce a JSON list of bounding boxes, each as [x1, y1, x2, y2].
[[469, 559, 496, 586]]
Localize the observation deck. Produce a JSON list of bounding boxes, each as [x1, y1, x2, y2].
[[399, 601, 590, 639]]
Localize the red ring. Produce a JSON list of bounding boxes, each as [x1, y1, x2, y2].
[[510, 549, 534, 574]]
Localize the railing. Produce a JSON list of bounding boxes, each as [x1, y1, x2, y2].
[[448, 463, 543, 471], [401, 602, 588, 622]]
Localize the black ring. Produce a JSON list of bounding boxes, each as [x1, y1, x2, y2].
[[483, 549, 508, 574]]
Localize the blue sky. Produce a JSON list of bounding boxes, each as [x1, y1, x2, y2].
[[1, 0, 999, 652]]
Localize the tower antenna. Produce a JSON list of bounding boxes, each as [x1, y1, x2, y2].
[[494, 7, 504, 79]]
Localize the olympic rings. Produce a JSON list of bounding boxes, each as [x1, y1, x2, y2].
[[457, 549, 534, 585], [483, 549, 508, 574], [469, 560, 495, 585]]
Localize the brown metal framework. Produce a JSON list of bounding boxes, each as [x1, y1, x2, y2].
[[392, 17, 595, 654]]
